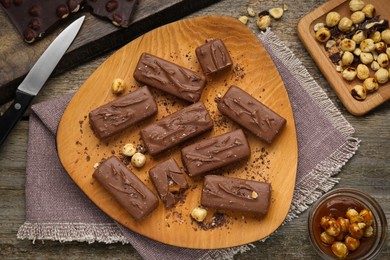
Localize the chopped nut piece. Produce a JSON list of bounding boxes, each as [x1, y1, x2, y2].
[[314, 22, 325, 32], [326, 40, 337, 49], [122, 143, 137, 157], [247, 7, 255, 17], [353, 47, 362, 56], [257, 14, 271, 31], [191, 207, 208, 222], [251, 191, 258, 199], [371, 61, 380, 71], [93, 162, 100, 169], [238, 16, 249, 24], [111, 78, 126, 95], [283, 4, 289, 11], [131, 152, 146, 168], [269, 7, 284, 20]]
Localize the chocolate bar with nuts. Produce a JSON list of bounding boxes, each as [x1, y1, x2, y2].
[[0, 0, 83, 43], [140, 102, 213, 156], [181, 129, 250, 177], [195, 39, 233, 75], [201, 175, 271, 216], [133, 53, 207, 103], [85, 0, 138, 27], [89, 86, 157, 139], [93, 156, 159, 221], [149, 158, 188, 208], [218, 85, 286, 144]]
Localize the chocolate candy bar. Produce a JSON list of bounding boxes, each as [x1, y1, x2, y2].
[[201, 175, 271, 216], [133, 53, 207, 103], [89, 86, 157, 139], [218, 85, 286, 144], [195, 39, 233, 75], [86, 0, 138, 28], [93, 156, 158, 220], [149, 158, 188, 208], [140, 102, 213, 156], [181, 129, 250, 177], [1, 0, 83, 43]]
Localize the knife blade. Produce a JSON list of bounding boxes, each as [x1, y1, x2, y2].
[[0, 16, 85, 147]]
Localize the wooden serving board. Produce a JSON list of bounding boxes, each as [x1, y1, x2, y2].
[[0, 0, 220, 105], [298, 0, 390, 116], [57, 15, 298, 249]]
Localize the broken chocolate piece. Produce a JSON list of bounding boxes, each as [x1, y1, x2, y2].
[[149, 158, 188, 208], [140, 102, 213, 156], [89, 86, 157, 139], [218, 85, 286, 144], [181, 129, 250, 177], [195, 39, 233, 75], [201, 175, 271, 216], [133, 53, 207, 103], [93, 156, 159, 221], [86, 0, 138, 28]]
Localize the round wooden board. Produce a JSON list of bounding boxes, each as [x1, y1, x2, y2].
[[57, 15, 298, 249]]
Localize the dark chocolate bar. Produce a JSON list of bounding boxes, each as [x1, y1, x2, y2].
[[93, 156, 158, 221], [133, 53, 207, 103], [195, 39, 233, 75], [140, 102, 213, 156], [201, 175, 271, 216], [218, 85, 286, 144], [181, 129, 250, 177], [1, 0, 83, 43], [149, 158, 188, 208], [89, 86, 157, 139], [86, 0, 138, 28]]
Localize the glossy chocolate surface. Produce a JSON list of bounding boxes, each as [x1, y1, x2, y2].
[[93, 156, 158, 221], [181, 129, 250, 177], [201, 175, 271, 215], [218, 85, 286, 144], [89, 86, 157, 139], [195, 39, 233, 75], [140, 102, 213, 156], [149, 158, 188, 208], [133, 53, 207, 102]]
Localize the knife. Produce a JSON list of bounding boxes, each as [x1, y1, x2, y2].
[[0, 16, 85, 147]]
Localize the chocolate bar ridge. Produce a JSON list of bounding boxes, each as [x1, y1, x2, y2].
[[93, 156, 158, 221], [133, 53, 207, 103], [89, 86, 157, 139], [195, 39, 233, 75], [181, 129, 250, 177], [140, 102, 213, 156], [218, 85, 286, 144], [149, 158, 188, 208], [201, 175, 271, 216]]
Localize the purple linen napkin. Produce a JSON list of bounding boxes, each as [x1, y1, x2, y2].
[[17, 30, 360, 259]]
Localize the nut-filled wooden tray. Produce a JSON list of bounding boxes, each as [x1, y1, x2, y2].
[[298, 0, 390, 116], [57, 15, 298, 249]]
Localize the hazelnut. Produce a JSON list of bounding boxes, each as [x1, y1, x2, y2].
[[131, 152, 146, 168], [340, 39, 356, 52], [269, 7, 284, 19], [342, 51, 354, 66], [345, 235, 360, 251], [356, 64, 370, 80], [362, 4, 376, 18], [350, 11, 365, 24], [377, 53, 389, 67], [351, 85, 367, 100], [375, 42, 387, 54], [320, 231, 335, 245], [191, 207, 207, 222], [371, 61, 380, 71], [313, 22, 325, 32], [331, 241, 349, 259], [370, 31, 381, 43], [360, 209, 374, 226], [315, 27, 331, 43], [320, 215, 332, 230], [247, 7, 255, 17], [363, 225, 374, 238], [342, 67, 357, 81], [360, 52, 373, 64], [122, 143, 137, 157], [352, 30, 366, 44], [338, 17, 353, 32], [382, 29, 390, 44], [111, 78, 126, 95], [375, 68, 389, 84], [326, 11, 341, 27], [325, 219, 341, 237], [238, 16, 249, 25], [363, 78, 379, 92], [337, 217, 350, 233], [349, 0, 365, 12], [387, 47, 390, 57], [257, 14, 271, 31], [346, 208, 364, 223], [349, 222, 366, 238], [360, 39, 375, 52]]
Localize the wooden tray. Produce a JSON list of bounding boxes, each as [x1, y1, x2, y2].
[[57, 15, 298, 249], [297, 0, 390, 116]]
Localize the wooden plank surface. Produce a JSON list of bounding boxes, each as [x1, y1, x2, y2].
[[0, 0, 220, 105], [0, 0, 389, 259]]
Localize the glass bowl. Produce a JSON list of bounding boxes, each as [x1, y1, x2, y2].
[[308, 188, 387, 259]]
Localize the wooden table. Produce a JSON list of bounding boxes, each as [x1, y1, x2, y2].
[[0, 0, 389, 259]]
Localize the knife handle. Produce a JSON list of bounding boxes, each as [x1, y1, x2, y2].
[[0, 90, 34, 147]]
